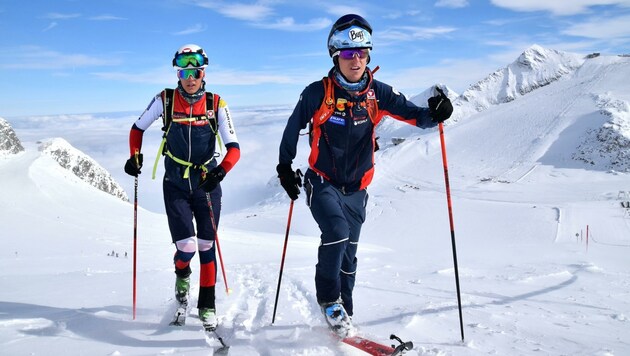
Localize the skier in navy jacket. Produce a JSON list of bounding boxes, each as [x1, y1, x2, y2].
[[276, 14, 453, 337], [124, 44, 240, 330]]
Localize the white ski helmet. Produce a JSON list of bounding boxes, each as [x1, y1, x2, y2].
[[172, 44, 209, 69], [327, 14, 373, 57]]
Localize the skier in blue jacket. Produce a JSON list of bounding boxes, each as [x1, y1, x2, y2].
[[276, 14, 453, 337]]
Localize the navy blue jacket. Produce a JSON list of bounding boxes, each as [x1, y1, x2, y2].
[[279, 68, 435, 192]]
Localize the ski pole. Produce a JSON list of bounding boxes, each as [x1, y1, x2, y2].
[[206, 192, 231, 295], [437, 118, 465, 341], [271, 199, 295, 324], [132, 149, 139, 320]]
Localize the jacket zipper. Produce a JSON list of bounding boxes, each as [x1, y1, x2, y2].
[[187, 104, 193, 191]]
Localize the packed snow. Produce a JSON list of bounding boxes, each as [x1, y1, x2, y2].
[[0, 46, 629, 355]]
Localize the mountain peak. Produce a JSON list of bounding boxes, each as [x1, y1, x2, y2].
[[454, 44, 585, 119], [516, 44, 581, 71], [0, 117, 25, 155], [517, 44, 554, 69]]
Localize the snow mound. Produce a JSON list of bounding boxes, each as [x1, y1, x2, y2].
[[38, 137, 128, 201]]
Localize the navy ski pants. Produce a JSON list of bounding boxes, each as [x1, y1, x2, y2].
[[163, 179, 221, 309], [304, 169, 367, 316]]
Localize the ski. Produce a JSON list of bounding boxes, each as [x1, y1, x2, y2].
[[204, 325, 230, 354], [167, 301, 229, 353], [169, 301, 188, 326], [342, 334, 413, 356]]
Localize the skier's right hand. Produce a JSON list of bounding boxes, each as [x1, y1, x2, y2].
[[276, 163, 302, 200], [124, 153, 143, 177], [428, 87, 453, 123]]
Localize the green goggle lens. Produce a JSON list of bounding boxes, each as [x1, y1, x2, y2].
[[174, 52, 205, 68], [177, 68, 204, 79]]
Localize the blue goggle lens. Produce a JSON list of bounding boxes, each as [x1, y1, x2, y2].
[[177, 68, 204, 79]]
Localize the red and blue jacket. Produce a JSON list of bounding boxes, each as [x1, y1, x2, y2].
[[279, 67, 435, 193]]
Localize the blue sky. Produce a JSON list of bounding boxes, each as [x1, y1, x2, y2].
[[1, 0, 629, 117]]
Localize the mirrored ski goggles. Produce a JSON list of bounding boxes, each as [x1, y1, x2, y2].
[[173, 52, 206, 68], [336, 48, 370, 60], [334, 15, 373, 34], [177, 68, 204, 79]]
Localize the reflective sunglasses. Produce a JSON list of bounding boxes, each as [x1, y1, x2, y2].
[[174, 52, 206, 68], [337, 49, 370, 60], [177, 68, 204, 79]]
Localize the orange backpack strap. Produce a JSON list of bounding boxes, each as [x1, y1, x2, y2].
[[311, 77, 336, 130], [311, 73, 380, 130], [365, 87, 380, 125]]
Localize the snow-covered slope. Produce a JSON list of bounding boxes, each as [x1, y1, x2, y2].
[[385, 45, 630, 179], [452, 44, 585, 120], [38, 137, 128, 201], [1, 116, 128, 201], [573, 89, 630, 171]]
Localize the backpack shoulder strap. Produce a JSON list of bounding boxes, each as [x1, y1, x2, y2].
[[161, 88, 175, 131], [312, 76, 380, 128], [365, 88, 380, 125], [152, 88, 174, 180], [202, 91, 219, 124], [211, 93, 220, 113], [308, 77, 335, 147], [206, 92, 224, 154], [311, 77, 335, 130]]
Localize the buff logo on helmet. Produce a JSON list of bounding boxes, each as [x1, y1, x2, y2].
[[328, 25, 372, 56], [349, 27, 366, 43]]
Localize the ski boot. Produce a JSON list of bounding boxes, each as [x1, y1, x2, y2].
[[175, 275, 190, 304], [321, 300, 354, 338], [199, 308, 218, 331]]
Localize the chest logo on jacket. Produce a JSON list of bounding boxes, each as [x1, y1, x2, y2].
[[336, 98, 347, 111], [353, 118, 368, 126], [329, 116, 346, 126]]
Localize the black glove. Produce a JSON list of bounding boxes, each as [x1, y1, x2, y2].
[[276, 163, 303, 200], [199, 166, 226, 192], [124, 153, 143, 177], [428, 87, 453, 123]]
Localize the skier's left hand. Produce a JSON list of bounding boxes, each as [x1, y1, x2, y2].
[[199, 166, 226, 192], [428, 87, 453, 123]]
